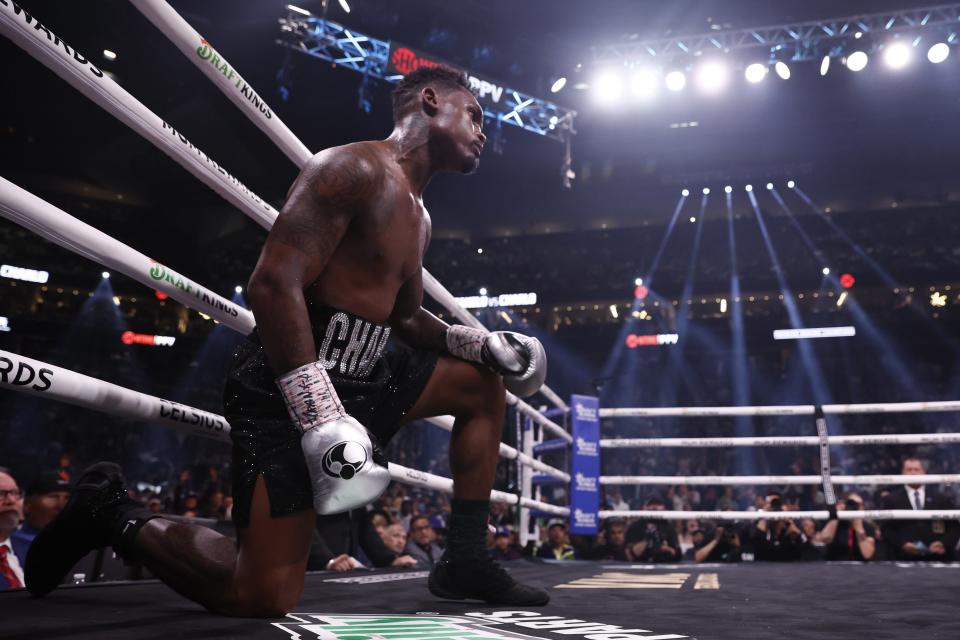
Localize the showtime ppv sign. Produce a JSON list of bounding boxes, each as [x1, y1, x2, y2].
[[121, 331, 176, 347], [387, 41, 507, 107], [625, 333, 679, 348]]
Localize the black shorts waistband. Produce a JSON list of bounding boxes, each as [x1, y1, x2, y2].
[[255, 305, 392, 380]]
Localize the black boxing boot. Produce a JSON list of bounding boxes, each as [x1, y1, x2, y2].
[[25, 462, 159, 596], [428, 499, 549, 606]]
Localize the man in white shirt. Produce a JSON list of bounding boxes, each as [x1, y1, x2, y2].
[[0, 469, 26, 590]]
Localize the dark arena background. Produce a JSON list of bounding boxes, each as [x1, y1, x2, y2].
[[2, 1, 960, 638]]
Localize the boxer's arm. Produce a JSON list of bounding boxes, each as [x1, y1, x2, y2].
[[388, 267, 449, 352], [248, 147, 377, 375]]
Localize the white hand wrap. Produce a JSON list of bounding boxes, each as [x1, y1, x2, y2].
[[276, 361, 345, 433], [445, 324, 487, 364]]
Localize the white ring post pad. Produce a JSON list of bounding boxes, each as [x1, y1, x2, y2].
[[276, 362, 345, 433]]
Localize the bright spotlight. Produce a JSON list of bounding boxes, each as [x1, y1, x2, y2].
[[745, 184, 754, 192], [696, 60, 728, 93], [766, 182, 774, 190], [102, 271, 110, 279], [631, 68, 659, 98], [337, 0, 351, 13], [634, 278, 644, 286], [689, 216, 697, 223], [550, 77, 567, 93], [822, 267, 831, 276], [847, 51, 869, 72], [479, 287, 488, 296], [787, 180, 796, 189], [820, 55, 831, 76], [234, 285, 243, 294], [702, 187, 711, 195], [883, 42, 911, 69], [286, 4, 310, 15], [103, 49, 117, 61], [928, 42, 950, 64], [724, 185, 733, 194], [594, 70, 624, 103], [774, 61, 791, 80], [745, 63, 767, 83], [665, 70, 686, 92], [681, 188, 690, 197]]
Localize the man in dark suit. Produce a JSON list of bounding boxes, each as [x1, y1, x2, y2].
[[0, 468, 26, 590], [882, 457, 960, 561]]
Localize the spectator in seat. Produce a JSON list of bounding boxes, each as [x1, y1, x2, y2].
[[490, 528, 523, 561], [820, 493, 876, 561], [626, 497, 681, 563], [11, 472, 71, 552], [0, 469, 25, 590], [592, 518, 630, 561], [403, 515, 443, 566], [882, 457, 960, 560], [751, 493, 809, 562], [691, 523, 742, 563], [536, 520, 577, 560]]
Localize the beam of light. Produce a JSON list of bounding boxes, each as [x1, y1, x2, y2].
[[550, 77, 567, 93], [600, 194, 689, 380], [776, 188, 956, 405], [726, 190, 759, 474], [337, 0, 351, 14], [747, 188, 833, 407]]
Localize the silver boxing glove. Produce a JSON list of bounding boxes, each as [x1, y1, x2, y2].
[[277, 361, 390, 515], [446, 325, 548, 398]]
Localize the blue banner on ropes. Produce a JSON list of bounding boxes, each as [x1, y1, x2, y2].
[[569, 394, 600, 534]]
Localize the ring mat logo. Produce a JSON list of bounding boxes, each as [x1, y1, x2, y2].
[[272, 614, 535, 640]]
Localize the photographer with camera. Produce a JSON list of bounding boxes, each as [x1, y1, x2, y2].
[[625, 497, 681, 563], [691, 522, 742, 563], [751, 492, 809, 562], [818, 493, 876, 561]]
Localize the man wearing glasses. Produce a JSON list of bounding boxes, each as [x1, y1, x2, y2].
[[0, 468, 26, 590]]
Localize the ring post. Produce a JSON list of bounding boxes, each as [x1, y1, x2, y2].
[[569, 395, 600, 535]]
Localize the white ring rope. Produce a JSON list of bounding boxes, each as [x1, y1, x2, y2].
[[601, 433, 960, 448], [600, 400, 960, 418], [0, 348, 569, 513], [0, 177, 254, 332], [0, 2, 277, 229], [600, 474, 960, 486], [598, 509, 960, 521], [128, 0, 569, 421], [0, 2, 567, 442], [426, 416, 570, 482]]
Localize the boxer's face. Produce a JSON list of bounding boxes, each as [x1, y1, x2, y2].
[[429, 87, 485, 174]]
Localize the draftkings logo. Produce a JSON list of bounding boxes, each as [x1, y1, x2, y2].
[[273, 611, 688, 640], [272, 613, 530, 640]]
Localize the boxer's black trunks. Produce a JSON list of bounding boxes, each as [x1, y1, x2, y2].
[[223, 305, 438, 525]]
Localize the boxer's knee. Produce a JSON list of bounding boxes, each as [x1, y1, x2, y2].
[[460, 362, 505, 419]]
